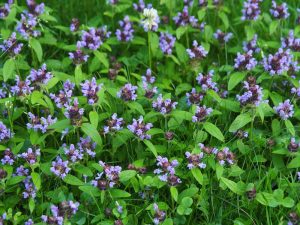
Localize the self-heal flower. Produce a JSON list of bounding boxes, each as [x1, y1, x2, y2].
[[1, 148, 15, 165], [291, 81, 300, 97], [0, 121, 12, 141], [26, 0, 44, 16], [103, 113, 124, 134], [154, 156, 181, 186], [41, 205, 64, 225], [185, 152, 206, 169], [243, 34, 260, 53], [214, 147, 235, 166], [16, 14, 41, 40], [78, 27, 111, 50], [14, 165, 29, 176], [69, 42, 89, 65], [234, 50, 257, 71], [236, 76, 263, 106], [152, 94, 177, 115], [186, 40, 208, 60], [0, 2, 10, 19], [19, 148, 40, 164], [0, 32, 23, 56], [214, 29, 233, 43], [186, 88, 204, 105], [127, 116, 153, 140], [288, 137, 300, 152], [23, 176, 37, 199], [81, 77, 103, 105], [133, 0, 152, 12], [274, 99, 294, 120], [117, 83, 138, 101], [25, 219, 34, 225], [27, 112, 57, 133], [116, 16, 134, 42], [281, 30, 300, 52], [77, 137, 97, 157], [50, 80, 75, 108], [241, 0, 262, 21], [152, 203, 166, 225], [70, 18, 80, 32], [192, 105, 213, 122], [11, 76, 33, 96], [141, 69, 158, 98], [173, 6, 199, 28], [141, 8, 160, 31], [50, 157, 71, 179], [27, 64, 53, 85], [159, 32, 176, 55], [64, 98, 84, 126], [270, 1, 289, 19], [63, 144, 83, 162], [196, 70, 218, 92]]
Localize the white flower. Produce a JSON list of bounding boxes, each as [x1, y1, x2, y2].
[[141, 8, 160, 31]]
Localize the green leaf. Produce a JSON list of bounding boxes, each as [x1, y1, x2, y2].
[[203, 122, 224, 142], [176, 26, 187, 40], [75, 65, 83, 86], [170, 186, 178, 202], [220, 177, 243, 195], [64, 174, 84, 186], [31, 172, 41, 190], [30, 38, 43, 62], [6, 176, 26, 186], [218, 12, 229, 29], [229, 113, 252, 132], [287, 156, 300, 168], [175, 42, 188, 63], [143, 140, 158, 157], [269, 20, 279, 35], [29, 198, 35, 213], [150, 32, 159, 56], [207, 90, 221, 103], [3, 58, 15, 81], [94, 51, 109, 68], [79, 185, 102, 196], [228, 72, 246, 91], [284, 120, 295, 136], [119, 170, 137, 183], [255, 192, 278, 207], [191, 168, 203, 185], [128, 102, 145, 115], [89, 111, 99, 129], [178, 187, 199, 202], [81, 123, 102, 147], [109, 189, 131, 198]]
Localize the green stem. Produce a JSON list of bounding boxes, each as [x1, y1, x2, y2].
[[148, 31, 152, 69]]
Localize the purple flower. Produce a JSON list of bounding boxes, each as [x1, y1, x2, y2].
[[14, 165, 29, 176], [70, 18, 80, 32], [183, 0, 193, 7], [27, 112, 57, 133], [127, 116, 153, 140], [77, 137, 97, 157], [152, 203, 166, 225], [281, 30, 300, 52], [103, 113, 124, 134], [133, 0, 152, 12], [214, 147, 235, 166], [26, 0, 44, 16], [270, 1, 289, 19], [234, 50, 257, 71], [22, 176, 36, 199], [142, 69, 155, 84], [64, 98, 84, 126], [0, 32, 23, 57], [18, 148, 40, 164], [63, 144, 83, 162], [41, 205, 64, 225], [81, 77, 103, 105], [69, 42, 89, 65], [116, 16, 134, 42], [50, 157, 71, 179], [78, 27, 111, 50], [108, 0, 118, 4], [274, 99, 294, 120], [185, 151, 206, 169], [199, 143, 218, 155], [27, 64, 53, 85], [288, 137, 300, 152], [291, 82, 300, 97], [1, 148, 15, 165], [199, 0, 208, 7], [159, 32, 176, 55], [141, 69, 158, 98], [262, 48, 293, 76], [152, 94, 177, 115], [16, 14, 41, 40], [0, 2, 10, 19], [25, 219, 34, 225], [0, 121, 12, 141], [50, 80, 75, 108], [154, 156, 181, 186], [117, 83, 138, 101], [186, 40, 208, 60], [214, 29, 233, 43], [243, 34, 260, 53], [11, 76, 33, 96], [196, 70, 218, 92], [186, 88, 204, 105], [236, 77, 263, 106], [92, 161, 122, 190], [235, 130, 249, 139], [173, 6, 198, 28], [192, 105, 213, 122], [241, 0, 262, 21]]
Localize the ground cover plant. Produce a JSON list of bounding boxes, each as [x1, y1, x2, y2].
[[0, 0, 300, 224]]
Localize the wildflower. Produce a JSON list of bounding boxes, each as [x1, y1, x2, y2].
[[141, 8, 160, 31], [22, 176, 36, 199], [16, 14, 41, 39], [63, 144, 83, 162], [11, 76, 33, 96], [165, 131, 174, 141], [77, 137, 96, 157], [116, 16, 134, 42], [24, 219, 34, 225], [64, 98, 84, 126], [18, 148, 40, 164], [78, 27, 111, 50], [69, 42, 89, 65], [127, 116, 153, 140], [133, 0, 152, 12], [108, 0, 118, 4], [142, 69, 158, 98], [41, 205, 64, 225], [1, 148, 15, 165], [153, 203, 166, 224], [237, 76, 263, 106], [173, 6, 199, 28], [0, 169, 7, 179], [154, 156, 181, 186], [70, 18, 80, 32], [117, 83, 138, 101], [81, 77, 103, 105], [270, 0, 289, 19], [103, 113, 124, 134], [247, 187, 257, 200], [235, 130, 249, 139], [0, 32, 23, 56], [214, 29, 233, 43], [142, 68, 155, 84], [291, 82, 300, 97], [196, 70, 218, 92], [152, 94, 177, 115], [262, 48, 293, 76], [26, 0, 44, 16], [243, 34, 260, 53], [50, 157, 70, 179], [186, 40, 208, 60], [0, 2, 10, 19], [92, 161, 122, 190], [198, 0, 208, 7], [159, 32, 176, 55], [128, 164, 147, 174], [0, 121, 12, 141], [108, 57, 122, 80], [27, 113, 57, 133], [59, 201, 80, 217], [199, 143, 218, 155], [185, 152, 206, 169], [50, 80, 75, 108], [192, 105, 213, 122], [281, 30, 300, 52], [14, 165, 29, 176], [186, 88, 204, 105], [214, 147, 235, 166], [273, 99, 294, 120], [27, 64, 53, 85], [288, 138, 300, 152], [241, 0, 262, 21], [234, 50, 257, 71]]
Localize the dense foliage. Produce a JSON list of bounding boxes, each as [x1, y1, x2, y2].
[[0, 0, 300, 224]]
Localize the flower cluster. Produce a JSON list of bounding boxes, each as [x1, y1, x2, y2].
[[78, 26, 111, 50], [51, 157, 71, 179], [127, 116, 153, 140], [241, 0, 262, 21], [63, 144, 83, 162], [186, 40, 208, 60], [77, 137, 97, 157], [214, 29, 233, 43], [0, 2, 10, 19], [192, 105, 213, 122], [196, 70, 218, 92], [70, 18, 80, 32], [173, 6, 198, 27], [234, 50, 257, 71], [69, 42, 89, 65], [116, 16, 134, 42], [274, 99, 294, 120], [26, 0, 44, 16], [22, 176, 37, 199], [154, 156, 181, 186], [81, 77, 103, 105], [50, 80, 75, 108], [281, 30, 300, 52], [16, 14, 41, 39], [64, 98, 84, 126], [141, 8, 160, 31], [243, 34, 260, 53], [0, 121, 12, 142], [152, 94, 177, 115], [213, 147, 235, 166], [159, 32, 176, 55], [288, 138, 300, 152], [142, 69, 157, 98], [117, 83, 138, 101], [185, 151, 206, 169], [1, 148, 15, 165], [27, 112, 57, 133], [270, 0, 289, 19], [133, 0, 152, 12], [92, 161, 122, 190], [186, 88, 204, 105], [104, 113, 124, 134], [0, 32, 23, 56], [291, 82, 300, 97], [18, 147, 40, 164], [152, 203, 166, 225], [27, 64, 53, 85], [236, 76, 263, 106]]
